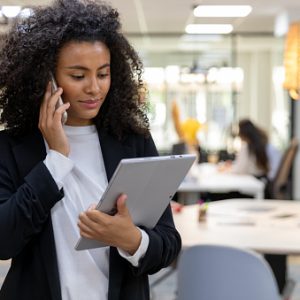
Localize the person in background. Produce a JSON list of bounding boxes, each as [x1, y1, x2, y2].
[[171, 100, 207, 162], [230, 119, 281, 181], [0, 1, 181, 299]]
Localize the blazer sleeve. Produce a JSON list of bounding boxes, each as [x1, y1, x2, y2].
[[131, 134, 182, 275], [0, 136, 64, 259]]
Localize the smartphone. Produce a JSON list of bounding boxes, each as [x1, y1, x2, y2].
[[50, 73, 68, 125]]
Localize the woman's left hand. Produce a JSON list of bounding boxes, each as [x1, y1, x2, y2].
[[78, 194, 142, 255]]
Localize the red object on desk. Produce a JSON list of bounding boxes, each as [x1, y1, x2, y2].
[[171, 201, 183, 213]]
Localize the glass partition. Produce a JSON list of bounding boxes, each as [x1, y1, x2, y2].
[[128, 33, 289, 155]]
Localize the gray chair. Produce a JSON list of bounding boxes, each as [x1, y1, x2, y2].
[[263, 138, 298, 297], [177, 244, 280, 300], [267, 137, 299, 200]]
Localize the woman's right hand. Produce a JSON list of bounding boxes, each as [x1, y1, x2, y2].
[[39, 82, 70, 156], [78, 194, 142, 254]]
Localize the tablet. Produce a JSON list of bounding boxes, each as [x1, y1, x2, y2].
[[75, 153, 196, 250]]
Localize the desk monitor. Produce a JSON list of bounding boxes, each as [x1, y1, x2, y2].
[[75, 154, 196, 250]]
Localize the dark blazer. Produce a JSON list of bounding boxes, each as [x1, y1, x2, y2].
[[0, 128, 181, 300]]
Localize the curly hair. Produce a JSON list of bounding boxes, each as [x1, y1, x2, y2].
[[0, 0, 149, 139], [238, 119, 269, 174]]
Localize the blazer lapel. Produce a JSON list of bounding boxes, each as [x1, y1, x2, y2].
[[98, 129, 138, 295]]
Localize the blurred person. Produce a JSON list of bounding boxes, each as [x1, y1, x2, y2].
[[0, 1, 181, 299], [224, 119, 281, 181], [171, 100, 207, 162]]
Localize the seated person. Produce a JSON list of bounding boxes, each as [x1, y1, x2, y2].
[[221, 119, 281, 181], [266, 143, 282, 180]]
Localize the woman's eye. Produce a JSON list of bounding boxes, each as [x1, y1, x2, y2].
[[71, 75, 84, 80], [98, 73, 109, 78]]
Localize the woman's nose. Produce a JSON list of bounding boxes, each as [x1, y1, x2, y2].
[[85, 77, 101, 95]]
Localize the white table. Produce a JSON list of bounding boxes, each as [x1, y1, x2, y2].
[[178, 163, 265, 201], [173, 199, 300, 255]]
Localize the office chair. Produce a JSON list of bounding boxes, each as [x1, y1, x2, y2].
[[266, 137, 299, 200], [177, 244, 280, 300], [263, 138, 298, 297], [171, 142, 189, 155]]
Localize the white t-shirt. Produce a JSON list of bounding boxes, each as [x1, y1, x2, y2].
[[231, 142, 281, 179]]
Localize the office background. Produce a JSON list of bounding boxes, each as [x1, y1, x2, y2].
[[0, 0, 298, 195], [1, 0, 300, 299], [104, 0, 299, 198]]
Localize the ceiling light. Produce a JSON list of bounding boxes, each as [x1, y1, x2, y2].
[[193, 5, 252, 18], [1, 6, 22, 18], [185, 24, 233, 34]]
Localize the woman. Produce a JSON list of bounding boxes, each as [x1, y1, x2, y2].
[[231, 119, 273, 178], [0, 1, 181, 299]]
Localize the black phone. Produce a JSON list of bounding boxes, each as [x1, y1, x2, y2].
[[50, 73, 68, 125]]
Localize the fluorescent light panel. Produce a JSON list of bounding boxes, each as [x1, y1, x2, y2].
[[194, 5, 252, 17], [185, 24, 233, 34], [2, 6, 21, 18]]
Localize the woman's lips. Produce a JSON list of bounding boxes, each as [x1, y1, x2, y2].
[[79, 99, 100, 109]]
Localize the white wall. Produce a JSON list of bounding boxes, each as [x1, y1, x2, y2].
[[236, 51, 272, 132]]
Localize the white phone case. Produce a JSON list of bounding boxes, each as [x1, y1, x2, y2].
[[50, 74, 68, 124]]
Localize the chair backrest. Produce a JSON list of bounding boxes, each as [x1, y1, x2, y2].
[[270, 138, 298, 199], [177, 244, 280, 300]]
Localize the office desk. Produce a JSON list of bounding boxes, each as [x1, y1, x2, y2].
[[178, 163, 265, 201], [173, 199, 300, 255]]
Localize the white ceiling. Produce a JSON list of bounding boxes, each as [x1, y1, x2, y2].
[[0, 0, 299, 34], [107, 0, 300, 34], [0, 0, 298, 67]]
